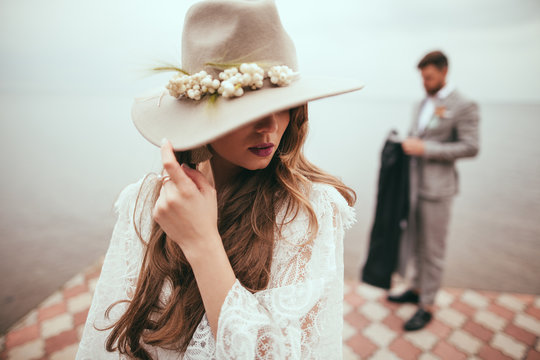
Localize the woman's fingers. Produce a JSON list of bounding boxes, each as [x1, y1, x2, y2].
[[180, 164, 214, 193], [160, 139, 183, 183], [153, 186, 169, 221], [160, 139, 196, 191], [154, 142, 219, 252]]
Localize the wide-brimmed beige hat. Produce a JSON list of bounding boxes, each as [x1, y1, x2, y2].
[[132, 0, 364, 151]]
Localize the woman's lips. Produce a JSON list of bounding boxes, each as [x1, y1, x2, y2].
[[248, 143, 275, 157]]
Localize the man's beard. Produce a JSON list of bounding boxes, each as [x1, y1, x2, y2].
[[426, 82, 444, 96]]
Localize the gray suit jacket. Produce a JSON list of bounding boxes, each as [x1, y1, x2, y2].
[[409, 90, 480, 199]]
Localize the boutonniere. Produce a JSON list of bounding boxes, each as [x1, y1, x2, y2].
[[434, 106, 448, 119], [427, 106, 452, 129]]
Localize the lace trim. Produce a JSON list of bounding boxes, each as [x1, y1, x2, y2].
[[76, 177, 353, 359]]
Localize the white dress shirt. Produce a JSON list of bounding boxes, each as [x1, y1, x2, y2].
[[417, 83, 454, 133]]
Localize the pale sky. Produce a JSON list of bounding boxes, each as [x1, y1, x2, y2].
[[1, 0, 539, 103]]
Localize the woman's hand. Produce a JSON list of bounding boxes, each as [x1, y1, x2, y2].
[[153, 139, 220, 261], [154, 140, 235, 336]]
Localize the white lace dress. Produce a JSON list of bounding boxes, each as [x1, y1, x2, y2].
[[76, 175, 355, 359]]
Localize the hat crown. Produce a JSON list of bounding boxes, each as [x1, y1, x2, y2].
[[182, 0, 298, 76]]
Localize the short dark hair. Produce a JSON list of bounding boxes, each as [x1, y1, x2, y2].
[[417, 51, 448, 70]]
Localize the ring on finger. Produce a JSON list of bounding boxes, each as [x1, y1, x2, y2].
[[161, 175, 171, 185]]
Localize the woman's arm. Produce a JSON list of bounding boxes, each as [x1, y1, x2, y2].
[[153, 139, 235, 337], [155, 140, 353, 358], [186, 237, 236, 338]]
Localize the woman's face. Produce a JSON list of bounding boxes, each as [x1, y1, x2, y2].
[[210, 109, 291, 171]]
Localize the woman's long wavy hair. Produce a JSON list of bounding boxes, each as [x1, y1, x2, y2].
[[102, 104, 356, 358]]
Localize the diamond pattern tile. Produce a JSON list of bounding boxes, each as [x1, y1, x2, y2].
[[0, 257, 539, 359], [404, 329, 439, 351]]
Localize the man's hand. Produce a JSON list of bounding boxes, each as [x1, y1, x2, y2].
[[402, 137, 425, 156]]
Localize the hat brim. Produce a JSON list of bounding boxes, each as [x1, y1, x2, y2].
[[132, 76, 364, 151]]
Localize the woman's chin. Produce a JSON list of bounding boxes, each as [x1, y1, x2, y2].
[[242, 158, 273, 171]]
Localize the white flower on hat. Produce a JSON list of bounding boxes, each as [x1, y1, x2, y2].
[[218, 67, 239, 81], [239, 63, 265, 90], [167, 70, 221, 100], [165, 63, 298, 100], [217, 68, 244, 98], [268, 65, 296, 86], [200, 75, 220, 95], [166, 74, 189, 98], [219, 78, 244, 98], [217, 63, 264, 98]]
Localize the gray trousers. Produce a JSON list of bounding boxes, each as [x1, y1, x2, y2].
[[398, 159, 454, 306]]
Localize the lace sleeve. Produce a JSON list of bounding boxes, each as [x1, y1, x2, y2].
[[76, 177, 150, 360], [215, 183, 355, 359]]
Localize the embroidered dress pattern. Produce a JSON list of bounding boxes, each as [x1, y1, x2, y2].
[[76, 175, 355, 359]]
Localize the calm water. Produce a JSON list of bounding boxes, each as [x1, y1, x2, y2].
[[1, 92, 539, 333]]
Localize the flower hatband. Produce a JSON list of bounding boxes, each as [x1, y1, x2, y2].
[[166, 63, 299, 101]]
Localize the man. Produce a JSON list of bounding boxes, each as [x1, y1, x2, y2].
[[388, 51, 480, 331]]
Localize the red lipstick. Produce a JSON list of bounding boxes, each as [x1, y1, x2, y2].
[[248, 143, 274, 157]]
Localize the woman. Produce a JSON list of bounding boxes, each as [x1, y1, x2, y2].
[[77, 0, 363, 358]]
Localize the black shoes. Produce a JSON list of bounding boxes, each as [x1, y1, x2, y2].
[[387, 289, 432, 331], [404, 308, 433, 331], [387, 289, 420, 304]]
